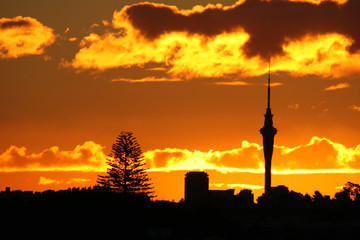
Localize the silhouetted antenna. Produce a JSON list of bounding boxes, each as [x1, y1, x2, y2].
[[267, 59, 271, 109]]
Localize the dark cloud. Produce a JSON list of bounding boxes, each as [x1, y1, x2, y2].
[[0, 19, 32, 29], [122, 0, 360, 59]]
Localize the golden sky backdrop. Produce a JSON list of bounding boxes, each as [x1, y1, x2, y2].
[[0, 0, 359, 200]]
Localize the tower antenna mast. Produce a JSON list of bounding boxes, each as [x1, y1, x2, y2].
[[267, 59, 271, 109]]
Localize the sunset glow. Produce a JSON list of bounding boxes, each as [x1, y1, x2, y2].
[[1, 0, 360, 202]]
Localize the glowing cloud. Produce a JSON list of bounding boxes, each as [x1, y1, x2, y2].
[[0, 141, 107, 172], [324, 83, 350, 91], [289, 0, 347, 4], [276, 137, 360, 170], [0, 16, 55, 59], [71, 0, 360, 79], [214, 81, 283, 86], [111, 77, 181, 83], [214, 81, 251, 86], [1, 137, 359, 175], [209, 183, 264, 190], [210, 183, 263, 190], [39, 176, 91, 185], [71, 28, 264, 78], [145, 141, 264, 173], [227, 183, 264, 190], [274, 34, 360, 78], [145, 137, 360, 174], [39, 176, 62, 185], [288, 103, 300, 110], [350, 105, 360, 112]]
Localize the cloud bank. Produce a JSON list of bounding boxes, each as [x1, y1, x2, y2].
[[145, 137, 360, 174], [1, 137, 359, 174], [71, 0, 360, 78], [0, 16, 55, 59]]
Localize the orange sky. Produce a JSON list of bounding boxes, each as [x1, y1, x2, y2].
[[0, 0, 359, 201]]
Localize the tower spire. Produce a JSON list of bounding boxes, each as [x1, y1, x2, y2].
[[260, 59, 277, 195]]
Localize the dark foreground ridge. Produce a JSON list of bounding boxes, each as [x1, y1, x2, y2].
[[1, 184, 360, 240]]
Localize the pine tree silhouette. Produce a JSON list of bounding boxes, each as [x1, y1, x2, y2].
[[97, 131, 154, 197]]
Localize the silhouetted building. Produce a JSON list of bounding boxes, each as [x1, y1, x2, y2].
[[236, 189, 254, 204], [185, 171, 209, 203], [0, 187, 34, 200], [260, 68, 277, 195], [184, 172, 254, 204], [209, 189, 235, 201], [257, 185, 288, 204], [257, 185, 308, 205], [269, 185, 289, 196]]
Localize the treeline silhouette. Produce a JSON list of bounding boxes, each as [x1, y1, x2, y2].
[[1, 183, 360, 240]]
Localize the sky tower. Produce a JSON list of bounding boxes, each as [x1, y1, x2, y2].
[[260, 66, 277, 195]]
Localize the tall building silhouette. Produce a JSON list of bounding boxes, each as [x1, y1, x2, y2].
[[260, 68, 277, 195], [185, 171, 209, 203]]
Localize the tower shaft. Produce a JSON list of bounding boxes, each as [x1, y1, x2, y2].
[[267, 69, 270, 109]]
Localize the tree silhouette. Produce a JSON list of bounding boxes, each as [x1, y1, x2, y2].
[[97, 131, 154, 197], [312, 190, 324, 202], [335, 182, 360, 202]]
